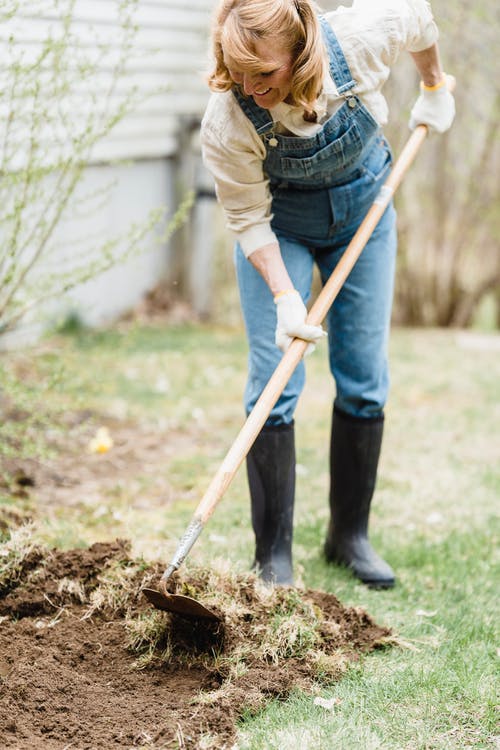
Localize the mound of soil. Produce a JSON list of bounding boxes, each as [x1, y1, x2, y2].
[[0, 539, 391, 749]]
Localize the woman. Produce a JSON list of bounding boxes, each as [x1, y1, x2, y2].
[[201, 0, 455, 588]]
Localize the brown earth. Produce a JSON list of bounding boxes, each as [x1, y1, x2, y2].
[[0, 408, 196, 525], [0, 539, 392, 750]]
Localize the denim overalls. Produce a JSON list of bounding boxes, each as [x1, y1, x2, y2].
[[233, 18, 397, 423]]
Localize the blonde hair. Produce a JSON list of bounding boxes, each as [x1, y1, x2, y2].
[[208, 0, 326, 113]]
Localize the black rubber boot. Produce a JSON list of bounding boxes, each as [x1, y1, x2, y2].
[[246, 422, 295, 585], [324, 407, 395, 588]]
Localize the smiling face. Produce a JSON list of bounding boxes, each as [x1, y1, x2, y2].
[[223, 37, 294, 109]]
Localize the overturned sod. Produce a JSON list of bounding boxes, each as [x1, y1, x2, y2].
[[0, 529, 392, 749]]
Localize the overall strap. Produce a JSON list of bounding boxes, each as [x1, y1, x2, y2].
[[232, 87, 275, 135], [318, 15, 357, 95]]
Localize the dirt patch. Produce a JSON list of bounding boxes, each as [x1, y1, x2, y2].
[[119, 282, 199, 326], [0, 537, 392, 749], [0, 412, 200, 530]]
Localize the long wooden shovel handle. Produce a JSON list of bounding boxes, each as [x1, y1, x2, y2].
[[162, 122, 432, 578]]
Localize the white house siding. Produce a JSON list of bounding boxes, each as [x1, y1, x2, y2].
[[0, 1, 214, 343]]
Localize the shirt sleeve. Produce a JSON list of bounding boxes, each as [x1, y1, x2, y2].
[[327, 0, 440, 123], [348, 0, 439, 59], [200, 97, 278, 258]]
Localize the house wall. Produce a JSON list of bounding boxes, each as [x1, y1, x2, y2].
[[50, 158, 179, 326], [0, 0, 215, 344]]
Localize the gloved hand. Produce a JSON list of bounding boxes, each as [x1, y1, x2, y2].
[[274, 289, 327, 354], [409, 75, 455, 133]]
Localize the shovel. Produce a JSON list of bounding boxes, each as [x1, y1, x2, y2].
[[143, 119, 437, 620]]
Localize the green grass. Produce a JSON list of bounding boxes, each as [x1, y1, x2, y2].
[[1, 322, 499, 749]]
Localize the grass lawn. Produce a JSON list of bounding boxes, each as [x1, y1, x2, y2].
[[1, 321, 499, 749]]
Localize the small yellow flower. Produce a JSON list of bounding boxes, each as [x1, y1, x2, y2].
[[88, 426, 113, 454]]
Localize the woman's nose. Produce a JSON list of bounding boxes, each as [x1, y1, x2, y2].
[[242, 72, 258, 95]]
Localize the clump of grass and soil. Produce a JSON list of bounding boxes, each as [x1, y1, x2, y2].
[[0, 527, 391, 749]]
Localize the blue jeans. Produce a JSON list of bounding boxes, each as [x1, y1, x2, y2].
[[235, 203, 397, 424]]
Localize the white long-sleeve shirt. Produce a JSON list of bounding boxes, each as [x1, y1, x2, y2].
[[201, 0, 439, 257]]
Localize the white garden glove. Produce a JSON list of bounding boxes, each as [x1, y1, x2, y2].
[[409, 75, 455, 134], [274, 289, 327, 354]]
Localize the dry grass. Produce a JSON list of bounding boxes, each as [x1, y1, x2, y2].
[[82, 559, 148, 619], [0, 523, 45, 594], [125, 610, 172, 669]]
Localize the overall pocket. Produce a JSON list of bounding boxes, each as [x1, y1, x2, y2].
[[271, 185, 333, 242], [361, 135, 393, 181], [329, 136, 393, 228], [278, 119, 364, 181]]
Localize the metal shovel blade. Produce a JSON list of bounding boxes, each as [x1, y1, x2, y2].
[[142, 587, 220, 621]]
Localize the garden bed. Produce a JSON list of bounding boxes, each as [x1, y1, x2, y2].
[[0, 534, 390, 749]]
